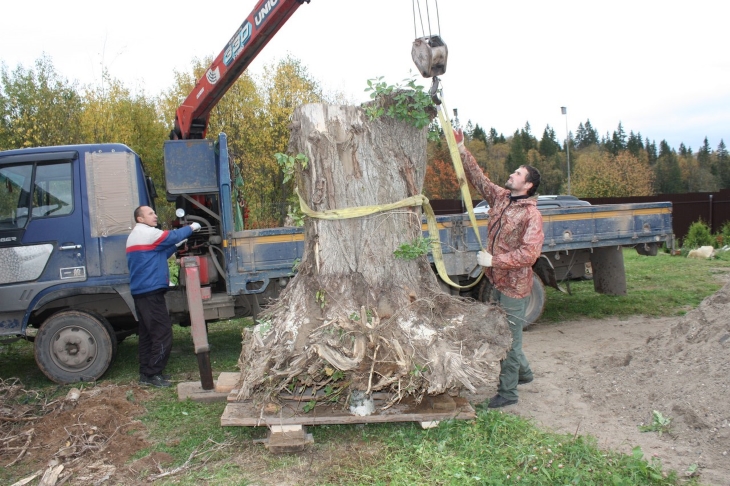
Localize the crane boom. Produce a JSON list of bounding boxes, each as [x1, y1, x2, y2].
[[172, 0, 309, 140]]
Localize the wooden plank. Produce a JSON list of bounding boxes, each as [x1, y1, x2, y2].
[[214, 372, 240, 394], [265, 426, 314, 453], [227, 388, 392, 403], [221, 395, 475, 427], [270, 424, 303, 433]]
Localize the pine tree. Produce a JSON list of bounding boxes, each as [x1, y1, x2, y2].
[[506, 129, 528, 174], [538, 125, 560, 158], [464, 120, 475, 139], [580, 119, 599, 148], [716, 139, 730, 189], [472, 123, 487, 145], [520, 122, 536, 151], [654, 140, 683, 194], [697, 136, 712, 171], [609, 122, 627, 156], [627, 131, 644, 156], [488, 127, 505, 144], [575, 122, 586, 148], [645, 139, 658, 165], [602, 131, 614, 155]]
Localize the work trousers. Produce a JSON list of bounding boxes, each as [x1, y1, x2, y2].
[[492, 288, 533, 401], [133, 291, 173, 377]]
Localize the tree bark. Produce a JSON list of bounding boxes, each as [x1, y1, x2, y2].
[[237, 102, 510, 408]]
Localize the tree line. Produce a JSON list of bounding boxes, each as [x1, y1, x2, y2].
[[424, 119, 730, 200], [2, 56, 728, 227], [0, 55, 326, 226]]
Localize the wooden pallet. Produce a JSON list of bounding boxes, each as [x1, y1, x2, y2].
[[222, 391, 476, 452]]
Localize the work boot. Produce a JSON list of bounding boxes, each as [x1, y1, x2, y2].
[[140, 374, 171, 388], [140, 373, 172, 381], [487, 394, 518, 408], [518, 375, 533, 385]]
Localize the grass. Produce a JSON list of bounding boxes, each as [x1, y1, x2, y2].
[[3, 248, 727, 484], [540, 248, 730, 322], [322, 414, 680, 485]]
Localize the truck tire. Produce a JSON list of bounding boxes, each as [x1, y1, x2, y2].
[[523, 275, 545, 328], [34, 310, 117, 384], [476, 274, 545, 328]]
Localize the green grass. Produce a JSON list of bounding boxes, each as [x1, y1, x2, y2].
[[3, 249, 725, 484], [320, 414, 682, 485], [540, 249, 730, 322]]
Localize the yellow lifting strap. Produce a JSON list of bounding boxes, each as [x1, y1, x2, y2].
[[435, 95, 485, 289], [296, 188, 468, 288], [293, 94, 484, 291], [437, 98, 484, 250], [294, 104, 484, 289]]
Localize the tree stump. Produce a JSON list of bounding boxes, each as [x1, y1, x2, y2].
[[236, 102, 511, 408]]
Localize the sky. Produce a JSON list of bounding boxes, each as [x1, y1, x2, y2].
[[2, 0, 729, 151]]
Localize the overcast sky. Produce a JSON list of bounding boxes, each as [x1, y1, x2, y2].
[[2, 0, 729, 151]]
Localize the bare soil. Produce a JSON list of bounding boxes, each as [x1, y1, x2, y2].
[[0, 383, 171, 485], [466, 278, 730, 485], [3, 281, 729, 485]]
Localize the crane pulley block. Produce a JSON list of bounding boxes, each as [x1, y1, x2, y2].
[[411, 35, 448, 78]]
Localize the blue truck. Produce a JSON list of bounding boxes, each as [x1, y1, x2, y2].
[[0, 133, 674, 384]]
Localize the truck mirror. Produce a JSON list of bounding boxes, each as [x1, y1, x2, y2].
[[146, 176, 158, 199]]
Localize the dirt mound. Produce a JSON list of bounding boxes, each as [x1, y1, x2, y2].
[[588, 281, 730, 482], [1, 383, 153, 485]]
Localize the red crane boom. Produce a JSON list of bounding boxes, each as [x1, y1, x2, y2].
[[172, 0, 309, 140]]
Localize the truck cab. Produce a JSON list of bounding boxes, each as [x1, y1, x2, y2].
[[0, 144, 154, 382]]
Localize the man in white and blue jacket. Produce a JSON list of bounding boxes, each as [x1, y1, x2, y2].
[[126, 206, 200, 387]]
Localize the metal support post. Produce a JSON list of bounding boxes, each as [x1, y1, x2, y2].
[[182, 256, 214, 390]]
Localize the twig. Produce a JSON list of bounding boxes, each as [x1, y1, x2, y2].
[[365, 344, 380, 395], [0, 416, 41, 423], [6, 428, 34, 467], [573, 420, 582, 439], [147, 439, 231, 481]]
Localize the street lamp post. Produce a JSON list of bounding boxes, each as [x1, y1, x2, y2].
[[561, 106, 571, 195]]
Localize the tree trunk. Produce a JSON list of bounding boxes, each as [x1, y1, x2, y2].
[[237, 102, 511, 408]]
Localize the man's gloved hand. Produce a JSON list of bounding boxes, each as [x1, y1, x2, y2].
[[477, 250, 493, 267], [453, 129, 465, 152], [190, 222, 201, 232]]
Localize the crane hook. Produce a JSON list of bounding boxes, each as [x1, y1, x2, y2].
[[429, 76, 442, 105]]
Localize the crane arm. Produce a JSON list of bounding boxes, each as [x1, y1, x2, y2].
[[172, 0, 309, 140]]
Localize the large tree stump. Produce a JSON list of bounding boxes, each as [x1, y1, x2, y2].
[[236, 102, 511, 408]]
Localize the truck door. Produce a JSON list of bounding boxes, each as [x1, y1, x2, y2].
[[0, 152, 86, 334]]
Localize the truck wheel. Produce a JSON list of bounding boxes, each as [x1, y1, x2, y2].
[[523, 275, 545, 328], [34, 310, 117, 384], [475, 275, 545, 328]]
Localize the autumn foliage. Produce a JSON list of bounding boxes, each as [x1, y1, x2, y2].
[[424, 157, 460, 199], [571, 149, 654, 198], [1, 55, 728, 227]]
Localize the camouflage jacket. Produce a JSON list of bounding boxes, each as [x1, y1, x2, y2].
[[460, 147, 544, 299]]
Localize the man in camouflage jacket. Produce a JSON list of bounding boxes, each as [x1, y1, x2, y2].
[[454, 129, 544, 408]]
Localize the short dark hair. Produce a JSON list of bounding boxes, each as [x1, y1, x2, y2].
[[521, 165, 541, 197], [133, 206, 144, 223]]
